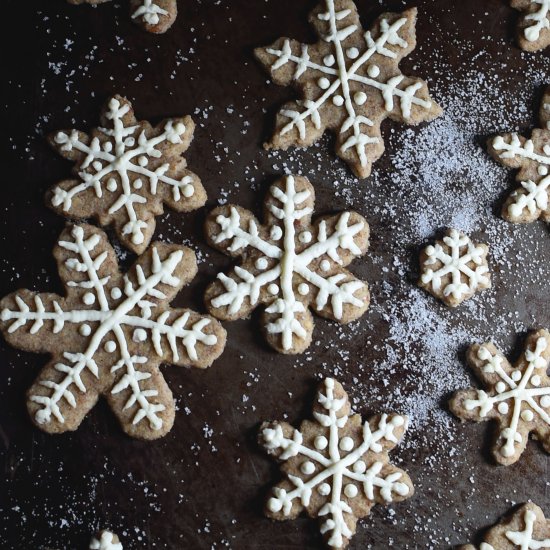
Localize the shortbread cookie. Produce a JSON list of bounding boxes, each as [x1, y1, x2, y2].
[[450, 329, 550, 466], [259, 377, 414, 550], [48, 95, 206, 254], [89, 530, 122, 550], [204, 175, 370, 354], [488, 87, 550, 225], [254, 0, 442, 178], [66, 0, 177, 34], [511, 0, 550, 51], [0, 224, 226, 439], [458, 502, 550, 549], [418, 229, 491, 307]]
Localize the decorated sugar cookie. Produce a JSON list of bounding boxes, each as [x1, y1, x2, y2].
[[89, 530, 123, 550], [458, 502, 550, 549], [259, 377, 414, 550], [66, 0, 177, 34], [418, 229, 491, 308], [450, 329, 550, 466], [488, 87, 550, 225], [511, 0, 550, 51], [255, 0, 442, 178], [48, 95, 206, 254], [204, 175, 370, 354], [0, 224, 226, 439]]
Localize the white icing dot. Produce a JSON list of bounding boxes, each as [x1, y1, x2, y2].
[[353, 460, 366, 474], [92, 161, 102, 171], [79, 324, 91, 337], [301, 461, 315, 475], [256, 258, 268, 270], [111, 287, 122, 300], [354, 92, 367, 106], [344, 484, 358, 498], [318, 77, 331, 90], [497, 402, 509, 415], [104, 340, 116, 353], [103, 142, 113, 152], [298, 283, 309, 296], [183, 184, 195, 198], [320, 260, 330, 272], [268, 283, 279, 295], [539, 165, 549, 176], [318, 483, 331, 496], [270, 226, 283, 241], [339, 436, 354, 452], [332, 95, 344, 107], [323, 54, 335, 66], [314, 435, 328, 450], [125, 137, 135, 147], [138, 155, 148, 167], [83, 292, 96, 305], [540, 395, 550, 408], [133, 178, 143, 190], [299, 231, 312, 244], [521, 409, 534, 422], [133, 328, 147, 343], [346, 47, 359, 59], [106, 178, 117, 192], [495, 381, 506, 393], [367, 64, 380, 78], [267, 497, 282, 513], [511, 370, 522, 382], [531, 375, 541, 387]]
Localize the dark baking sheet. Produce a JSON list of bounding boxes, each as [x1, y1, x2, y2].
[[1, 0, 549, 548]]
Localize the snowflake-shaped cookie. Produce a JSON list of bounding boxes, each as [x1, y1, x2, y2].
[[48, 95, 206, 254], [450, 329, 550, 466], [488, 87, 550, 225], [418, 229, 491, 308], [0, 224, 226, 439], [255, 0, 442, 178], [204, 175, 370, 354], [89, 530, 122, 550], [458, 502, 550, 550], [511, 0, 550, 51], [259, 377, 413, 550], [66, 0, 177, 34]]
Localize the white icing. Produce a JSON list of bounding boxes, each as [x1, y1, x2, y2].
[[264, 1, 434, 168], [505, 509, 550, 548], [52, 98, 195, 247], [420, 229, 490, 302], [131, 0, 168, 26], [464, 336, 550, 459], [260, 378, 410, 548], [522, 0, 550, 42], [80, 324, 91, 336], [210, 176, 366, 351], [89, 530, 123, 550], [1, 225, 218, 429]]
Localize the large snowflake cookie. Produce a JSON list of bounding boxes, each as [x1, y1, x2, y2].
[[0, 224, 226, 439], [254, 0, 442, 179], [418, 229, 491, 308], [89, 530, 123, 550], [458, 502, 550, 550], [66, 0, 177, 34], [259, 377, 414, 550], [204, 175, 370, 354], [511, 0, 550, 51], [488, 87, 550, 225], [48, 95, 206, 254], [450, 329, 550, 466]]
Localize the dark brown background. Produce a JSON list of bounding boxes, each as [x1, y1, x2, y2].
[[1, 0, 549, 548]]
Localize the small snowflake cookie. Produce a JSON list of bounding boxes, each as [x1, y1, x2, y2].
[[511, 0, 550, 51], [488, 87, 550, 225], [450, 329, 550, 466], [0, 224, 226, 439], [66, 0, 177, 34], [89, 530, 122, 550], [254, 0, 442, 179], [418, 229, 491, 308], [48, 95, 206, 254], [259, 377, 414, 550], [458, 502, 550, 550], [204, 175, 370, 354]]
